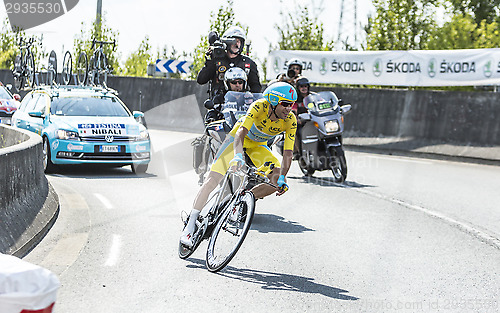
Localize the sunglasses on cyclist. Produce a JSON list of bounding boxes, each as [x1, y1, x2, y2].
[[230, 80, 245, 85], [279, 101, 294, 108]]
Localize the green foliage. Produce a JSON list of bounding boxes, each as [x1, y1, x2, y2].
[[0, 18, 46, 70], [73, 12, 121, 75], [189, 0, 246, 79], [274, 6, 334, 51], [366, 0, 439, 50], [448, 0, 500, 25], [0, 18, 19, 69], [123, 36, 153, 77]]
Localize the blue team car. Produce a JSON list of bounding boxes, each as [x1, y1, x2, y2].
[[12, 85, 151, 173]]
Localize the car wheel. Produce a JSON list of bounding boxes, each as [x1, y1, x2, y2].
[[131, 164, 148, 174], [43, 137, 56, 173]]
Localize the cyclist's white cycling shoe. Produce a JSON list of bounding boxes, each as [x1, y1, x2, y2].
[[180, 230, 194, 248]]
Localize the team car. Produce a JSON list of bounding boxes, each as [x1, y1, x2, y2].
[[0, 82, 21, 125], [11, 85, 150, 173]]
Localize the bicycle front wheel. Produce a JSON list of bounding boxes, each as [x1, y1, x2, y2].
[[206, 190, 255, 272], [76, 52, 88, 85]]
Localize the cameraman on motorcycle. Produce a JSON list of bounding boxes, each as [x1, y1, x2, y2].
[[197, 26, 262, 104], [181, 82, 298, 248]]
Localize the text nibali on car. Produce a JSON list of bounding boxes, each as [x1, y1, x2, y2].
[[0, 82, 21, 125], [11, 85, 150, 173]]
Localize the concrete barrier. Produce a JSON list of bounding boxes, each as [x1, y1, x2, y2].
[[0, 125, 59, 257]]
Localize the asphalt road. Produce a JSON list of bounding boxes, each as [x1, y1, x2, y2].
[[24, 129, 500, 313]]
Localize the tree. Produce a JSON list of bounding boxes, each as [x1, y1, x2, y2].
[[73, 12, 121, 75], [274, 6, 334, 51], [123, 36, 153, 77], [0, 18, 46, 70], [448, 0, 500, 25], [189, 0, 246, 79], [0, 18, 20, 69], [365, 0, 439, 50], [428, 13, 500, 49]]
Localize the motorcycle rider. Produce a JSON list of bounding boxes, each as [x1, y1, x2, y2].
[[293, 76, 313, 116], [180, 82, 298, 248], [197, 26, 262, 102], [205, 67, 250, 124]]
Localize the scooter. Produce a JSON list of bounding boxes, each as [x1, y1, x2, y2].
[[276, 91, 352, 182], [192, 91, 262, 184]]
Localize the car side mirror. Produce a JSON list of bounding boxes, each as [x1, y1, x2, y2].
[[133, 111, 144, 118], [204, 99, 214, 110], [340, 104, 352, 115], [28, 111, 44, 118]]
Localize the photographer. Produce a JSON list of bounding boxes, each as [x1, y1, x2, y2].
[[267, 58, 303, 87], [197, 26, 262, 102]]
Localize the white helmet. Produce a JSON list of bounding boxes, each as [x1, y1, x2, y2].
[[224, 67, 248, 90], [222, 26, 246, 54]]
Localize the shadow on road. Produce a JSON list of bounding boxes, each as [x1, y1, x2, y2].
[[288, 175, 374, 189], [186, 258, 358, 301], [251, 213, 314, 234], [47, 164, 156, 179]]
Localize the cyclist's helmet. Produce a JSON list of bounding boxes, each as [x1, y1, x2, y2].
[[263, 82, 298, 107], [224, 67, 248, 90], [222, 26, 246, 54], [288, 58, 303, 73]]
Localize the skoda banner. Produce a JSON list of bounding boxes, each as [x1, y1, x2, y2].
[[267, 49, 500, 86]]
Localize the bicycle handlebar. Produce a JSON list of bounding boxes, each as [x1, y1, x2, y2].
[[91, 39, 116, 50]]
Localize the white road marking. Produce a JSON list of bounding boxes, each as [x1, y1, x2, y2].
[[105, 234, 122, 267], [41, 233, 89, 269], [94, 193, 113, 209], [365, 154, 432, 165]]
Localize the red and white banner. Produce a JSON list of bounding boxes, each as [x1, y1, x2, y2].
[[267, 49, 500, 86]]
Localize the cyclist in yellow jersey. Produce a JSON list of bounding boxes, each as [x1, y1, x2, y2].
[[181, 82, 298, 247]]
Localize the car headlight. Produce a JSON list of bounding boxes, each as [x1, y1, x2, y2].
[[136, 129, 150, 141], [56, 129, 80, 140], [324, 120, 340, 133]]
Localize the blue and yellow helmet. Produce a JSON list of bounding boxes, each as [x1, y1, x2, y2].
[[263, 82, 298, 107]]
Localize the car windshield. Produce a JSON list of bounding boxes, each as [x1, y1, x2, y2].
[[0, 87, 12, 99], [50, 96, 130, 117]]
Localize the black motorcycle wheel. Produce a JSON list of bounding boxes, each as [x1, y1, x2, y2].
[[330, 146, 347, 183], [298, 156, 315, 176]]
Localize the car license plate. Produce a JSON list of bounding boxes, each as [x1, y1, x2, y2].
[[100, 145, 120, 153]]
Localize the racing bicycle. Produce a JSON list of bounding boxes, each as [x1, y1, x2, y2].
[[76, 39, 115, 86], [179, 160, 286, 272], [12, 37, 36, 91]]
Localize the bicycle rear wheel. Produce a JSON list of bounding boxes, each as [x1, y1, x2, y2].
[[62, 51, 72, 85], [25, 50, 35, 89], [13, 54, 23, 91], [76, 52, 88, 85], [95, 51, 108, 87], [206, 190, 255, 272]]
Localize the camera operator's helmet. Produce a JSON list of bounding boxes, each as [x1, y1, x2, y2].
[[224, 67, 248, 90], [263, 82, 298, 107], [288, 58, 303, 72], [222, 26, 246, 54]]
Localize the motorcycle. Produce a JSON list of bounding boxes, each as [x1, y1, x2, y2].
[[192, 91, 263, 184], [276, 91, 352, 182]]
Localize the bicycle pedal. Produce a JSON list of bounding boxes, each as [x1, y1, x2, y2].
[[180, 210, 189, 224]]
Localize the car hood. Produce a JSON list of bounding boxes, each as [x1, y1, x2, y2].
[[51, 116, 146, 137]]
